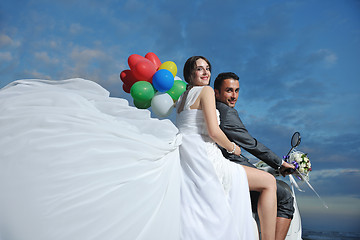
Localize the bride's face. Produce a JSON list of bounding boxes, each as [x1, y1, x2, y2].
[[192, 58, 211, 86]]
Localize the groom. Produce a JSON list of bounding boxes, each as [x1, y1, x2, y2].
[[214, 72, 295, 240]]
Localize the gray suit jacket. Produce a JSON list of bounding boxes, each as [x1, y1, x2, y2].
[[216, 101, 282, 169]]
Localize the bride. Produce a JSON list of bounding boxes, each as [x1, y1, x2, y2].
[[177, 56, 276, 240], [0, 57, 275, 240]]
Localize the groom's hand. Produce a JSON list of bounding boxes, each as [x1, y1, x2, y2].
[[279, 161, 295, 177]]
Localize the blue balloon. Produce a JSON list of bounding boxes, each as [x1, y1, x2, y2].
[[152, 69, 174, 92]]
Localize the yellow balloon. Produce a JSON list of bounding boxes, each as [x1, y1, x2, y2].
[[159, 61, 177, 77]]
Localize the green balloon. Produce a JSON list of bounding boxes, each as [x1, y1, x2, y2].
[[133, 99, 151, 109], [166, 80, 187, 101], [130, 81, 155, 102]]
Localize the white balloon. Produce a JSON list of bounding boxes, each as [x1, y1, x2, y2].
[[174, 76, 182, 81], [151, 92, 174, 118]]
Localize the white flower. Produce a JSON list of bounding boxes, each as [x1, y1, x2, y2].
[[288, 150, 312, 181]]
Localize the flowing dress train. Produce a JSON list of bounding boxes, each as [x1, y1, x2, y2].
[[0, 78, 181, 240]]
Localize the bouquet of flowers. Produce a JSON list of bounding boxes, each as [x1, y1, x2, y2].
[[256, 148, 327, 207], [285, 150, 312, 181]]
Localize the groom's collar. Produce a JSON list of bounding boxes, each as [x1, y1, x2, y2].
[[216, 100, 231, 108]]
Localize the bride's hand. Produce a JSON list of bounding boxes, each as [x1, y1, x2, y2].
[[234, 145, 241, 156]]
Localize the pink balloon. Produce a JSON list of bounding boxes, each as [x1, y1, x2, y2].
[[128, 54, 146, 70], [145, 52, 162, 70], [132, 59, 157, 83]]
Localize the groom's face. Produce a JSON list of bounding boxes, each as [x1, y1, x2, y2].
[[215, 79, 240, 108]]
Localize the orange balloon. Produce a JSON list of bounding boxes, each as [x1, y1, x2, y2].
[[132, 59, 157, 83], [145, 52, 161, 70], [128, 54, 146, 70]]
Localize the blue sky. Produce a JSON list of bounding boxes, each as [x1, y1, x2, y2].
[[1, 0, 360, 233]]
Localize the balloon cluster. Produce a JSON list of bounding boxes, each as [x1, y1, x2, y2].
[[120, 52, 187, 117]]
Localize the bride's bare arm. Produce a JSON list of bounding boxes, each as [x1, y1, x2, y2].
[[200, 86, 241, 156]]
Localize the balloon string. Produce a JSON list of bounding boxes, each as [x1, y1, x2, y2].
[[293, 169, 329, 209]]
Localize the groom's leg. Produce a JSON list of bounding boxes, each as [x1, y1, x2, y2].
[[276, 217, 291, 240], [275, 180, 294, 240]]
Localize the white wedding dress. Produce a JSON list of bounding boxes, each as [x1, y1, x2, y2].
[[0, 79, 257, 240], [0, 79, 181, 240], [176, 86, 257, 240]]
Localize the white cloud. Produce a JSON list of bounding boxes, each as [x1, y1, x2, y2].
[[319, 49, 337, 65], [69, 23, 85, 34], [107, 73, 121, 84], [0, 34, 21, 48], [34, 52, 60, 64], [324, 52, 337, 64], [66, 47, 117, 80], [23, 70, 52, 80], [71, 48, 107, 62], [309, 49, 338, 67], [310, 168, 360, 181], [0, 52, 13, 62], [0, 34, 12, 47], [49, 41, 59, 48]]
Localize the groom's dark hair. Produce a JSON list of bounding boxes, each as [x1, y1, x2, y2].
[[214, 72, 239, 91]]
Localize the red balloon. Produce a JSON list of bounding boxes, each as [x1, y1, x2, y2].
[[120, 69, 137, 86], [145, 52, 162, 70], [128, 54, 146, 70], [132, 59, 157, 83], [122, 83, 131, 93]]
